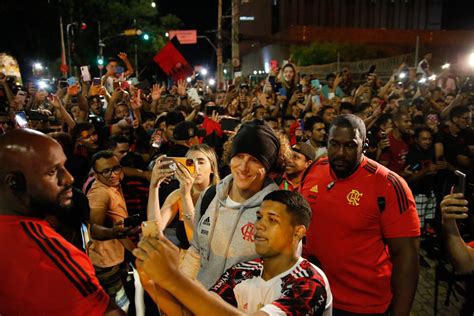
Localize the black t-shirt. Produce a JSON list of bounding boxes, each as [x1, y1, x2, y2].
[[405, 144, 436, 194], [434, 127, 470, 168]]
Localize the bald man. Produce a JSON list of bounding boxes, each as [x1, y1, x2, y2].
[[0, 128, 124, 315]]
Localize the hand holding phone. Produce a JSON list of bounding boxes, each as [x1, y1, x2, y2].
[[14, 111, 28, 128], [80, 66, 91, 82], [141, 220, 160, 238], [123, 214, 142, 227]]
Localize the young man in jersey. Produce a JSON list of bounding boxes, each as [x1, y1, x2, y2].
[[133, 190, 333, 315], [299, 114, 420, 315], [0, 128, 124, 315], [275, 142, 316, 191]]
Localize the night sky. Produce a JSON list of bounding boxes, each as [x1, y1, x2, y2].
[[1, 0, 473, 81]]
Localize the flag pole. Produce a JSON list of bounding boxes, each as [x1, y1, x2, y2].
[[59, 16, 68, 77]]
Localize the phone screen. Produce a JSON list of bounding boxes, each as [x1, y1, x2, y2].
[[454, 170, 466, 194], [92, 78, 101, 86], [278, 87, 286, 97], [311, 79, 321, 89], [67, 77, 77, 86], [14, 111, 28, 128]]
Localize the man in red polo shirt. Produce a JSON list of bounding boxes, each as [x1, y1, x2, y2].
[[300, 114, 420, 315], [0, 129, 124, 315]]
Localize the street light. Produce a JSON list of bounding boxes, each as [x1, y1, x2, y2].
[[441, 63, 450, 70], [151, 2, 156, 8], [208, 78, 216, 86], [33, 63, 43, 71], [200, 68, 208, 76], [469, 52, 474, 67]]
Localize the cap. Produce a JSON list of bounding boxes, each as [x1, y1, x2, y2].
[[292, 142, 316, 161], [173, 121, 206, 141]]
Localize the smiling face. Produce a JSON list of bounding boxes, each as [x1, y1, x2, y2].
[[285, 151, 310, 177], [283, 66, 295, 83], [230, 153, 266, 193], [254, 200, 298, 258]]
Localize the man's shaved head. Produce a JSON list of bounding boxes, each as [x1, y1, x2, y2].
[[0, 129, 74, 217]]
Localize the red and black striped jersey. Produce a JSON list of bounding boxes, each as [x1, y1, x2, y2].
[[0, 215, 109, 315], [210, 257, 333, 315]]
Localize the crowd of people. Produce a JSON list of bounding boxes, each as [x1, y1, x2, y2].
[[0, 50, 472, 315]]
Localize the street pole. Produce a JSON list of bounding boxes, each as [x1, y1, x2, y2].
[[414, 35, 420, 67], [66, 23, 72, 77], [217, 0, 223, 89], [98, 21, 104, 77], [134, 18, 138, 78], [231, 0, 240, 74]]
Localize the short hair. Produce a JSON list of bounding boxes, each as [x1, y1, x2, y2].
[[282, 115, 296, 122], [339, 102, 355, 113], [165, 111, 185, 126], [108, 57, 118, 64], [354, 102, 371, 114], [71, 122, 94, 140], [141, 111, 156, 122], [377, 113, 392, 126], [317, 105, 335, 117], [329, 114, 366, 139], [304, 116, 324, 131], [91, 150, 116, 171], [326, 73, 336, 81], [263, 190, 312, 229], [449, 106, 470, 121], [392, 111, 407, 123], [107, 135, 129, 150], [414, 126, 433, 139], [264, 116, 278, 123]]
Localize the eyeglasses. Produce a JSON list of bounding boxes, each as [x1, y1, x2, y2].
[[95, 165, 122, 177]]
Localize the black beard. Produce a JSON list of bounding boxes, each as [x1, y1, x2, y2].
[[29, 195, 73, 220]]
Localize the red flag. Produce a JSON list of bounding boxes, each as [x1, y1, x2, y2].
[[153, 40, 193, 82], [59, 17, 68, 75]]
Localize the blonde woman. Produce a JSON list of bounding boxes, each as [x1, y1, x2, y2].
[[147, 144, 220, 249]]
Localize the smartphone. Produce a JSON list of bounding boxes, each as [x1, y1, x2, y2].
[[16, 90, 27, 104], [311, 79, 321, 89], [311, 95, 321, 105], [368, 65, 376, 74], [116, 66, 124, 74], [14, 111, 28, 128], [67, 77, 77, 86], [296, 84, 303, 93], [123, 214, 142, 227], [278, 87, 286, 97], [220, 117, 240, 131], [129, 108, 135, 121], [270, 60, 278, 72], [80, 66, 91, 82], [167, 157, 195, 174], [28, 110, 50, 121], [92, 77, 101, 86], [141, 220, 160, 238], [58, 80, 69, 89], [113, 81, 120, 90], [380, 131, 387, 139], [453, 170, 466, 194], [328, 92, 335, 100], [408, 163, 421, 172]]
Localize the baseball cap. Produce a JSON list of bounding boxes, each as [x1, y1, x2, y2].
[[173, 121, 206, 141], [292, 142, 316, 161]]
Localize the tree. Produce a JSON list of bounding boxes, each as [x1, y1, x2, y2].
[[62, 0, 183, 77], [290, 42, 386, 66]]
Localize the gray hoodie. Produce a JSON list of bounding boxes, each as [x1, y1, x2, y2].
[[181, 174, 279, 289]]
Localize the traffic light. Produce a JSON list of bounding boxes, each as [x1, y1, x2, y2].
[[142, 33, 150, 41], [97, 57, 104, 66]]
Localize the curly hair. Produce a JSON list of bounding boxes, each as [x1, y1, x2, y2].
[[221, 122, 291, 175]]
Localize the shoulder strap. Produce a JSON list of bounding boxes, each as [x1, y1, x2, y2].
[[200, 185, 217, 216]]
